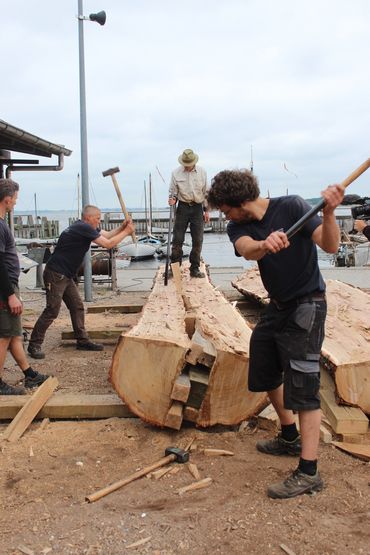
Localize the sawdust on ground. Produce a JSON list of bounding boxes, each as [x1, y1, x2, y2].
[[0, 287, 369, 555]]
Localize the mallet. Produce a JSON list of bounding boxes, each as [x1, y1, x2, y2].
[[286, 157, 370, 239], [102, 166, 137, 243], [86, 447, 189, 503]]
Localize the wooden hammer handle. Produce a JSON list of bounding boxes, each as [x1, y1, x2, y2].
[[286, 157, 370, 239], [111, 173, 137, 243], [86, 453, 175, 503]]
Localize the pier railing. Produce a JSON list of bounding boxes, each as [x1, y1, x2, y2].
[[13, 215, 59, 239]]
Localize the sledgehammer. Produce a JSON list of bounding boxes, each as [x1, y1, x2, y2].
[[102, 166, 137, 243], [86, 447, 189, 503]]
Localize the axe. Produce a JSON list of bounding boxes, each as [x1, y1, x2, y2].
[[102, 166, 137, 244]]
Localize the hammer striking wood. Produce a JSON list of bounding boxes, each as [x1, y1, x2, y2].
[[102, 166, 137, 243]]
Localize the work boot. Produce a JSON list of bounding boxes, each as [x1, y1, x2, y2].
[[190, 268, 205, 278], [256, 433, 301, 456], [0, 379, 26, 395], [27, 344, 45, 360], [267, 469, 323, 499], [76, 340, 104, 351], [24, 371, 50, 389]]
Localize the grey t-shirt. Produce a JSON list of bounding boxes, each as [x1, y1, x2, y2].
[[0, 217, 20, 284]]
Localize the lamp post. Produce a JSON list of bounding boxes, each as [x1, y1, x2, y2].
[[77, 0, 106, 301]]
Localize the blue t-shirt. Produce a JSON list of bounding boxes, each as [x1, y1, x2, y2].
[[227, 195, 325, 302], [0, 217, 20, 284], [47, 220, 100, 278]]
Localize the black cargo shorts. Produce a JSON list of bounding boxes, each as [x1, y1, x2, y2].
[[248, 295, 327, 411]]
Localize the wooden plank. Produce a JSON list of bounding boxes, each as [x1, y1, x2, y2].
[[170, 374, 191, 403], [320, 369, 369, 434], [164, 401, 183, 430], [338, 432, 370, 444], [62, 329, 122, 340], [87, 304, 143, 314], [171, 262, 182, 295], [332, 441, 370, 461], [0, 394, 133, 420], [203, 448, 234, 456], [3, 377, 58, 442]]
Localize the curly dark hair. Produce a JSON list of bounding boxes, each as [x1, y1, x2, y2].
[[207, 169, 260, 208]]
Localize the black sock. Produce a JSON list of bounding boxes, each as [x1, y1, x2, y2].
[[23, 367, 37, 378], [281, 423, 299, 442], [298, 457, 317, 476]]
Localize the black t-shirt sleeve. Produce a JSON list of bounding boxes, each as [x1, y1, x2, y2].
[[0, 254, 14, 298], [227, 221, 250, 257], [75, 221, 100, 241]]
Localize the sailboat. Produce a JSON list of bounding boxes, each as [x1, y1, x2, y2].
[[138, 175, 165, 246]]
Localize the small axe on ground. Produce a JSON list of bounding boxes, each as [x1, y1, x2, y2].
[[286, 157, 370, 239], [86, 447, 189, 503], [102, 166, 137, 243]]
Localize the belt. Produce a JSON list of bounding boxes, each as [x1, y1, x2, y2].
[[270, 291, 326, 310], [179, 200, 199, 207]]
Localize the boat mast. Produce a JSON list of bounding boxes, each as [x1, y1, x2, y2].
[[148, 172, 153, 236], [144, 179, 149, 236], [250, 145, 253, 173]]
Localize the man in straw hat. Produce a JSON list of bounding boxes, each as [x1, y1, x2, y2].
[[168, 149, 209, 277]]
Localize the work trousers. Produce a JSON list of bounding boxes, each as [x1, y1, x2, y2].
[[171, 201, 204, 270], [29, 267, 88, 347]]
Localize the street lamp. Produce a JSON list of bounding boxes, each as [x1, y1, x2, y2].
[[77, 0, 106, 301]]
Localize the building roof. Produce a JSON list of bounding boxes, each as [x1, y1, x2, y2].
[[0, 119, 72, 158]]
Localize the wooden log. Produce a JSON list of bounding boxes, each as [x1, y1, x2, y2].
[[233, 268, 370, 416], [3, 377, 58, 442], [110, 262, 267, 429], [0, 394, 132, 420], [87, 304, 143, 314], [62, 329, 122, 340]]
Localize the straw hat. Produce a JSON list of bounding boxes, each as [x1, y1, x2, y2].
[[178, 148, 199, 167]]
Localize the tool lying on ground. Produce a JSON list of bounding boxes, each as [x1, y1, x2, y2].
[[286, 157, 370, 239], [86, 446, 189, 503], [102, 166, 137, 244]]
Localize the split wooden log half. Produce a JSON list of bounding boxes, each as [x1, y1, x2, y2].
[[110, 262, 267, 429], [232, 268, 370, 416]]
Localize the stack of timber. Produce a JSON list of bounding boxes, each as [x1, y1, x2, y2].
[[232, 268, 370, 419], [110, 262, 267, 429]]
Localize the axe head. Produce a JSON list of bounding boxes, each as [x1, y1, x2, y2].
[[102, 166, 120, 177]]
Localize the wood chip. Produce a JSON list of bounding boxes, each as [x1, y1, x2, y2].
[[280, 544, 296, 555], [17, 546, 34, 555], [187, 462, 201, 480], [150, 466, 173, 480], [177, 477, 212, 495], [126, 536, 152, 549], [203, 448, 234, 456]]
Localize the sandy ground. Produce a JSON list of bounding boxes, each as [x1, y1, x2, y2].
[[0, 285, 369, 555]]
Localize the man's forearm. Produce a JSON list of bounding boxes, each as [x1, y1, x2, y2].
[[235, 237, 269, 261], [319, 213, 340, 253]]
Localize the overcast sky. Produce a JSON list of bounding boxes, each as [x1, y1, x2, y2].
[[2, 0, 370, 211]]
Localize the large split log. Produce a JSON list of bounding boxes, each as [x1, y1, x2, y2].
[[232, 268, 370, 416], [110, 263, 267, 429]]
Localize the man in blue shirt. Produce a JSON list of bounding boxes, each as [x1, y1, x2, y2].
[[28, 205, 134, 359], [207, 169, 344, 499]]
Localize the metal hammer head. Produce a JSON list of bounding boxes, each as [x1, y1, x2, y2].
[[165, 447, 189, 463], [102, 166, 120, 177]]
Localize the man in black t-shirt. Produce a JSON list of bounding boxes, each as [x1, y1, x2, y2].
[[28, 205, 134, 359], [207, 169, 344, 499]]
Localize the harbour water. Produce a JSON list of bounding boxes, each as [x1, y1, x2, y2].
[[15, 208, 334, 270]]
